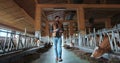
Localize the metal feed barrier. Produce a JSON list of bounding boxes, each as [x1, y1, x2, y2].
[[0, 30, 37, 55], [78, 27, 120, 54]]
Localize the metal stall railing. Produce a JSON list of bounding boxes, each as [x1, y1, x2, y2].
[[78, 27, 120, 54], [0, 30, 37, 55]]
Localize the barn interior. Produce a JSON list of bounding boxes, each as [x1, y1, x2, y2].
[[0, 0, 120, 63]]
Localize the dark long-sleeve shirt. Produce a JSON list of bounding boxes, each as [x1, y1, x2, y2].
[[51, 21, 64, 37]]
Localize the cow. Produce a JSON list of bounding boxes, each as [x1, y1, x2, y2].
[[91, 35, 111, 58], [70, 41, 74, 47], [91, 33, 120, 58]]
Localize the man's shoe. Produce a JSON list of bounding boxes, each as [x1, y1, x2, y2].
[[59, 58, 63, 62], [56, 58, 58, 61]]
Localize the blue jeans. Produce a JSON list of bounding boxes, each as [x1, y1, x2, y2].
[[53, 37, 62, 59]]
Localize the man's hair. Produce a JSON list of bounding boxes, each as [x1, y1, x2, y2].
[[55, 16, 60, 19]]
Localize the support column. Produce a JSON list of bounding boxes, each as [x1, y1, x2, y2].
[[35, 4, 42, 39], [88, 28, 91, 34], [46, 21, 49, 36], [77, 7, 86, 34], [69, 22, 73, 36], [105, 18, 111, 29]]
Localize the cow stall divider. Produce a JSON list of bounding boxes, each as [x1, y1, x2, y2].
[[0, 30, 38, 56], [78, 27, 120, 54], [75, 25, 120, 55]]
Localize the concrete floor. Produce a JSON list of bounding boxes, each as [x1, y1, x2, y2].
[[31, 47, 90, 63]]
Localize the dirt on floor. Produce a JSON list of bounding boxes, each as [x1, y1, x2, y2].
[[12, 44, 52, 63], [64, 45, 120, 63]]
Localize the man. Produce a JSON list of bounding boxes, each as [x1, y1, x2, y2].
[[52, 16, 64, 62]]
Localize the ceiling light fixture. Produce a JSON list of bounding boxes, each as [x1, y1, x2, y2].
[[54, 7, 66, 10]]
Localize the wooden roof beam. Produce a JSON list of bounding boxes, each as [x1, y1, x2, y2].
[[38, 4, 120, 8], [82, 4, 120, 8], [38, 4, 79, 8]]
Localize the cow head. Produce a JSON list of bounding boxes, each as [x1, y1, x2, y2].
[[91, 35, 111, 59], [91, 46, 102, 58]]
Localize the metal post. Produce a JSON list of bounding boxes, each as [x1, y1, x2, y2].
[[107, 32, 114, 51], [93, 28, 96, 48]]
